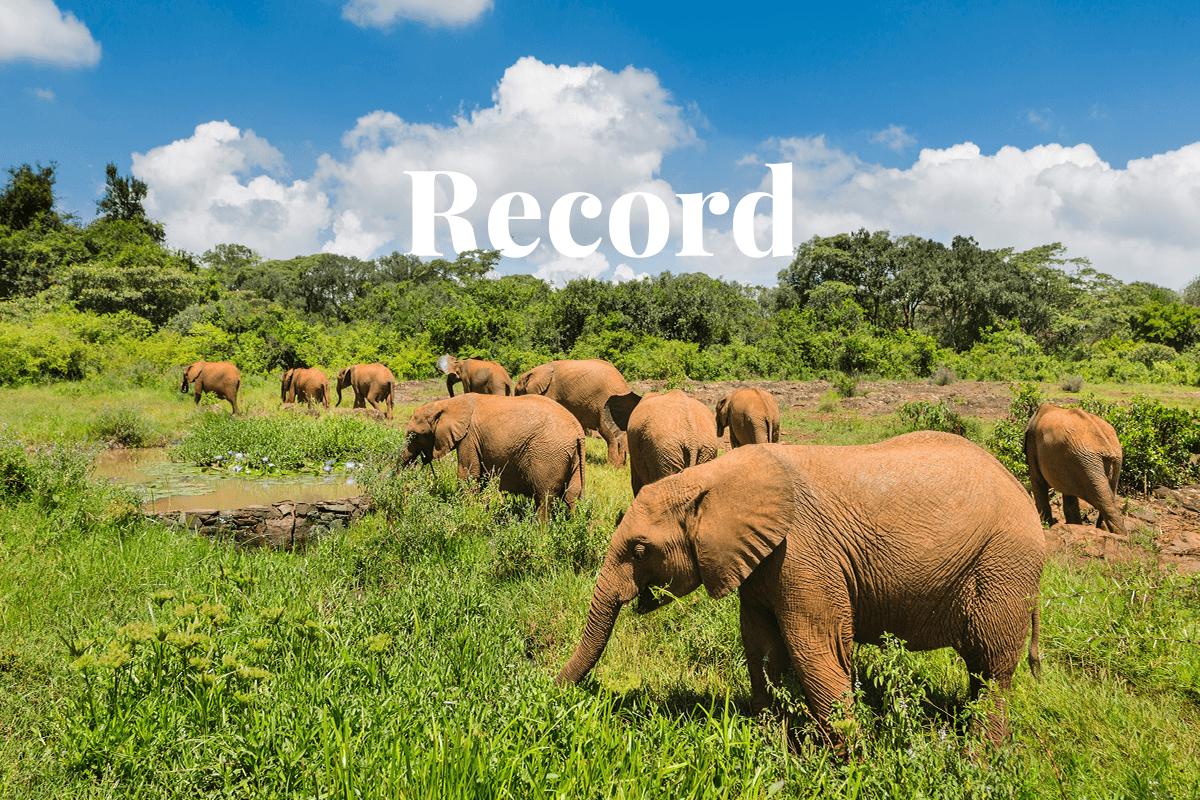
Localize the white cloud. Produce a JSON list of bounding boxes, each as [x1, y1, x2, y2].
[[612, 263, 648, 283], [692, 136, 1200, 287], [1026, 108, 1053, 131], [870, 124, 916, 152], [133, 121, 332, 259], [27, 86, 55, 101], [315, 56, 695, 257], [341, 0, 491, 28], [530, 247, 612, 287], [0, 0, 100, 67]]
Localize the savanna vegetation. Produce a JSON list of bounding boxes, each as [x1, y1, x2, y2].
[[2, 161, 1200, 798]]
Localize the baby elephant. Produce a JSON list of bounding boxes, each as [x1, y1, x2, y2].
[[715, 387, 781, 447], [1024, 403, 1123, 532], [401, 394, 585, 519], [621, 390, 718, 497]]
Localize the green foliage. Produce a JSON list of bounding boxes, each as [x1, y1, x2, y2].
[[95, 162, 164, 243], [833, 372, 860, 398], [896, 400, 978, 439], [1129, 300, 1200, 351], [984, 384, 1044, 481], [933, 363, 955, 385], [1061, 375, 1084, 393], [0, 162, 57, 231], [173, 412, 407, 474], [1076, 394, 1200, 491], [88, 406, 158, 448]]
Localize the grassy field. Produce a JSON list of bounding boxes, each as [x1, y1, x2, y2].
[[1, 379, 1199, 798]]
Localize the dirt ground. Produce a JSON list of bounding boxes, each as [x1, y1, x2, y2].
[[393, 377, 1200, 573]]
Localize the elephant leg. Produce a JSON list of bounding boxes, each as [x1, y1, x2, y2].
[[1062, 495, 1082, 525], [739, 601, 790, 716], [598, 418, 626, 468], [1092, 459, 1125, 534], [729, 430, 741, 449], [961, 639, 1021, 747], [777, 611, 853, 752], [1027, 463, 1055, 526]]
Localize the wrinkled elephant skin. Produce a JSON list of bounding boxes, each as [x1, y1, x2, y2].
[[438, 354, 513, 397], [336, 363, 395, 420], [401, 394, 585, 519], [1024, 403, 1124, 533], [620, 389, 718, 497], [281, 367, 330, 409], [181, 361, 241, 415], [515, 359, 636, 467], [715, 387, 781, 447], [557, 433, 1045, 748]]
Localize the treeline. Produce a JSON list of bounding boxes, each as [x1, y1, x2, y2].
[[2, 161, 1199, 387]]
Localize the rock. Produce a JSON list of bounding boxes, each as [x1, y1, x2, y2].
[[1129, 508, 1158, 523]]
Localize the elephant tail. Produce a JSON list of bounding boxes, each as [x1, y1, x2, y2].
[[571, 433, 586, 501], [1027, 603, 1043, 680]]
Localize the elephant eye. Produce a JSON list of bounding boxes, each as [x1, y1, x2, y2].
[[632, 543, 647, 561]]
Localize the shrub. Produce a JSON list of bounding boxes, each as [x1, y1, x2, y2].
[[897, 399, 978, 439], [89, 406, 156, 448], [1062, 375, 1084, 393], [817, 390, 840, 413], [932, 364, 956, 385], [833, 372, 860, 398], [1076, 394, 1200, 491], [984, 383, 1044, 481]]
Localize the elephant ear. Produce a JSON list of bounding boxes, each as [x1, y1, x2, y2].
[[687, 448, 796, 600], [714, 395, 730, 438], [437, 354, 456, 376], [521, 365, 553, 396], [603, 392, 642, 432], [432, 398, 474, 459]]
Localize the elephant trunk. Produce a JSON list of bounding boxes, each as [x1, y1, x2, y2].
[[556, 570, 624, 686]]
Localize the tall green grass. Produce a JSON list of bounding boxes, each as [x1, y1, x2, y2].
[[3, 398, 1200, 798]]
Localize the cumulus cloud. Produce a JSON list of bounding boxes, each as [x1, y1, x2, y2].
[[0, 0, 100, 67], [27, 87, 55, 101], [133, 121, 332, 259], [870, 124, 916, 152], [689, 136, 1200, 287], [530, 247, 613, 287], [315, 56, 695, 258], [612, 263, 649, 283], [342, 0, 491, 28]]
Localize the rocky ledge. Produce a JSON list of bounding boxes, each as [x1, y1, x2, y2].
[[148, 496, 371, 551]]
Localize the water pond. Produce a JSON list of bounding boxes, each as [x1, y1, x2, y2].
[[94, 448, 363, 512]]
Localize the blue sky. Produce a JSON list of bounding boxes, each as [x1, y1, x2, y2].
[[3, 0, 1199, 287]]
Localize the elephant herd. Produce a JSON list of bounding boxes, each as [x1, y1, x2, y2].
[[180, 360, 398, 420], [180, 353, 1128, 752]]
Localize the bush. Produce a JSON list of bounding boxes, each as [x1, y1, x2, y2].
[[173, 412, 406, 474], [932, 364, 956, 386], [897, 399, 978, 439], [1076, 394, 1200, 491], [833, 372, 860, 398], [89, 406, 156, 448], [1062, 375, 1084, 393], [984, 383, 1044, 481]]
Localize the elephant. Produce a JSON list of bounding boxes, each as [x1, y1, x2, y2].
[[607, 389, 718, 497], [181, 361, 241, 415], [336, 363, 395, 420], [556, 433, 1045, 747], [400, 394, 586, 520], [1024, 403, 1124, 533], [515, 359, 638, 467], [281, 367, 330, 410], [438, 354, 513, 397], [715, 387, 781, 447]]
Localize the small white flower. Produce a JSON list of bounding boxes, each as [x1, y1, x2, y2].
[[345, 462, 356, 469], [262, 456, 268, 462]]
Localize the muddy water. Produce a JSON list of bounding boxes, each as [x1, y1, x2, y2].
[[95, 449, 363, 513]]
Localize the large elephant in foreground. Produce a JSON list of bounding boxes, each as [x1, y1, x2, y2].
[[557, 433, 1045, 747], [515, 359, 638, 467], [181, 361, 241, 415], [336, 363, 395, 420], [1024, 403, 1124, 533], [438, 354, 512, 397], [608, 389, 718, 497], [281, 367, 330, 409], [401, 394, 585, 520], [715, 387, 780, 447]]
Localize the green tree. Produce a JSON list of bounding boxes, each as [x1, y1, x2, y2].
[[96, 163, 165, 243], [0, 162, 58, 231], [1183, 275, 1200, 307]]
